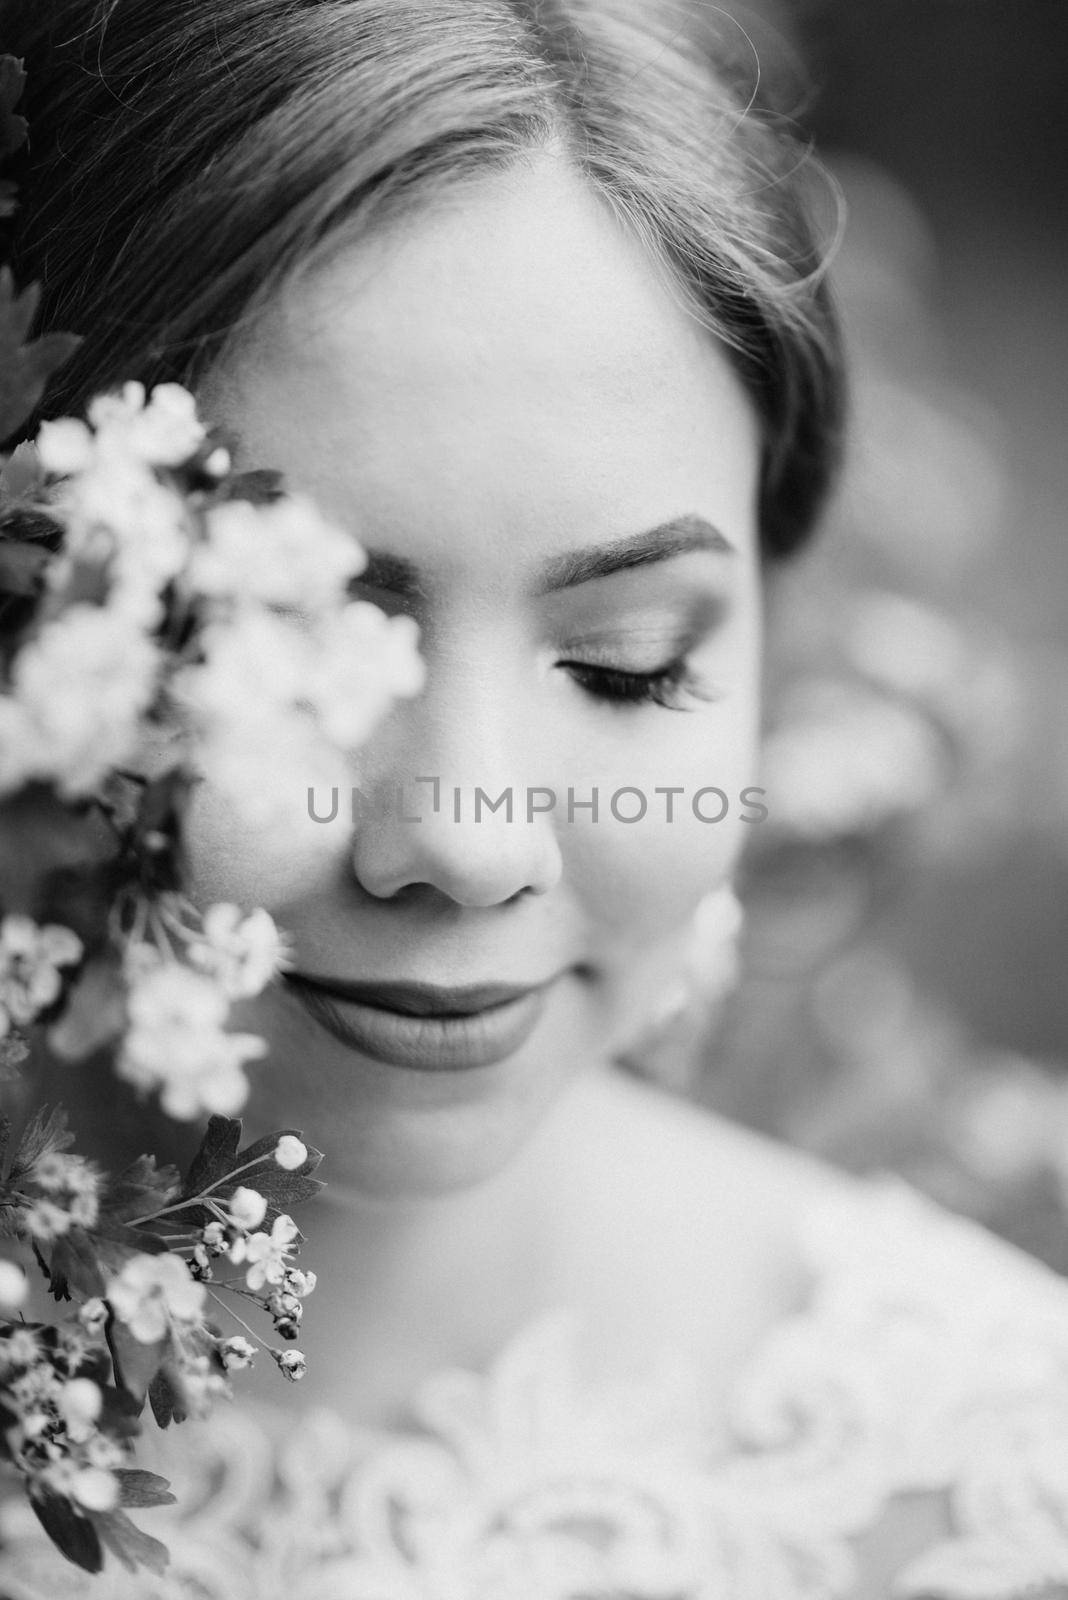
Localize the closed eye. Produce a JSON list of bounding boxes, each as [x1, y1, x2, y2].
[[559, 656, 697, 710]]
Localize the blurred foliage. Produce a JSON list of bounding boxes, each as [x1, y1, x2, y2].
[[701, 148, 1068, 1275]]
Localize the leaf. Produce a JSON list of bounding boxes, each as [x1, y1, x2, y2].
[[0, 534, 51, 594], [45, 955, 127, 1063], [175, 1117, 324, 1231], [113, 1469, 176, 1510], [147, 1363, 186, 1428], [95, 1378, 144, 1442], [0, 56, 27, 162], [102, 1155, 182, 1226], [122, 766, 195, 895], [0, 438, 45, 502], [6, 1104, 74, 1185], [30, 1489, 104, 1574], [0, 270, 82, 444], [210, 1125, 325, 1212], [0, 1031, 29, 1081], [94, 1507, 170, 1576], [105, 1316, 169, 1407], [92, 1218, 172, 1257], [180, 1115, 242, 1199], [42, 1224, 106, 1301], [216, 466, 285, 505]]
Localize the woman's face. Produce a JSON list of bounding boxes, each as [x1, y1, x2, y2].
[[191, 157, 763, 1196]]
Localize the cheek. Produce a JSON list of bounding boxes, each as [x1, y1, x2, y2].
[[182, 780, 339, 914], [556, 610, 761, 947], [557, 698, 760, 953]]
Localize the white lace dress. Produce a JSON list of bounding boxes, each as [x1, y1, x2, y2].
[[2, 1173, 1067, 1599]]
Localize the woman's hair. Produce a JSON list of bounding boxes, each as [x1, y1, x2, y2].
[[2, 0, 846, 558]]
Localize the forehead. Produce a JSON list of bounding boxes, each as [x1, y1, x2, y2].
[[200, 156, 761, 572]]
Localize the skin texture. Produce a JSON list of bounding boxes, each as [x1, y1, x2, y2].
[[191, 153, 764, 1199]]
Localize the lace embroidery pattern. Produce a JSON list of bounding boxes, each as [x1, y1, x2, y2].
[[2, 1175, 1067, 1599]]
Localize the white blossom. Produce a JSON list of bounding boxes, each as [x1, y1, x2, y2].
[[72, 1467, 120, 1511], [303, 602, 425, 747], [0, 914, 83, 1037], [36, 418, 94, 477], [106, 1252, 206, 1344], [218, 1335, 258, 1372], [22, 1152, 101, 1237], [177, 1353, 230, 1415], [87, 381, 204, 468], [44, 397, 194, 619], [274, 1348, 306, 1382], [232, 1214, 299, 1292], [4, 603, 161, 797], [283, 1267, 316, 1299], [39, 1460, 120, 1513], [176, 608, 311, 724], [0, 1260, 28, 1308], [78, 1297, 108, 1335], [201, 1220, 229, 1254], [24, 1199, 73, 1242], [227, 1186, 268, 1232], [191, 494, 367, 611], [190, 716, 342, 838], [0, 1328, 40, 1371], [118, 956, 267, 1120], [58, 1378, 103, 1443], [187, 903, 291, 999]]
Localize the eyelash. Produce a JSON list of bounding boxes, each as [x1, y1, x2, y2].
[[560, 655, 697, 710]]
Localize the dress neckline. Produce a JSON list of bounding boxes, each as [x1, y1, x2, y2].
[[3, 1168, 1067, 1599]]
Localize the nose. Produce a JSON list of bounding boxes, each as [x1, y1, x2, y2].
[[349, 656, 564, 907]]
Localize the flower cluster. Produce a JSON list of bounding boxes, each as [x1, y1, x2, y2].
[[0, 368, 426, 1124], [0, 356, 423, 1570], [191, 1168, 317, 1353], [151, 1130, 322, 1386], [3, 380, 424, 819], [117, 915, 282, 1122], [0, 1109, 324, 1573], [0, 1323, 126, 1517], [0, 913, 83, 1040], [0, 53, 425, 1569], [20, 1150, 101, 1242]]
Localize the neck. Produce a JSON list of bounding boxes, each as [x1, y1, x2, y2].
[[268, 1058, 619, 1424]]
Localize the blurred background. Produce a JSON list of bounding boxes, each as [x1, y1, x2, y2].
[[694, 0, 1068, 1270]]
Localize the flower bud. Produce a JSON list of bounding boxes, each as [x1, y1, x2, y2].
[[0, 1260, 28, 1309], [274, 1136, 307, 1171], [218, 1335, 258, 1372], [274, 1348, 307, 1382], [228, 1186, 268, 1231], [71, 1466, 120, 1512]]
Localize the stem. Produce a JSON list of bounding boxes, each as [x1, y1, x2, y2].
[[146, 904, 177, 962], [127, 1157, 273, 1227], [209, 1282, 263, 1306], [205, 1288, 270, 1350]]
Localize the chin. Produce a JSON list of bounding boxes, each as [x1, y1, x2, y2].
[[330, 1101, 544, 1198], [238, 982, 590, 1199], [302, 1059, 579, 1199]]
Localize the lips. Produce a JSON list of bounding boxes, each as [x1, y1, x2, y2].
[[284, 975, 548, 1017], [281, 971, 559, 1071]]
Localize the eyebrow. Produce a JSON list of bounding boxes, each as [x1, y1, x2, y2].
[[356, 514, 734, 600]]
